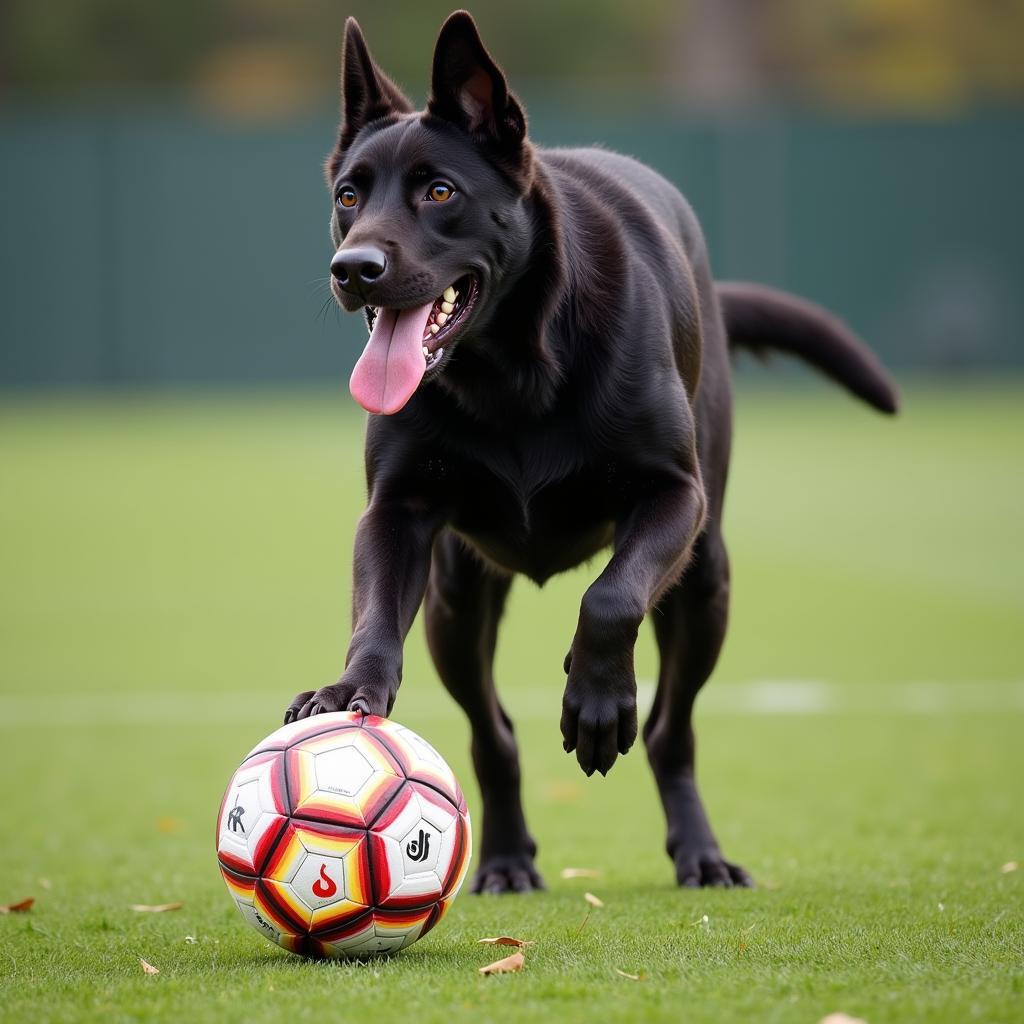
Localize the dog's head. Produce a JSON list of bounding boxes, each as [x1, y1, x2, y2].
[[326, 11, 540, 415]]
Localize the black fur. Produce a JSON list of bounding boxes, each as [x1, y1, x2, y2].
[[284, 11, 898, 892]]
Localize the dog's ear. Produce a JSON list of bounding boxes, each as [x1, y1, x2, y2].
[[428, 11, 526, 151], [326, 18, 413, 181]]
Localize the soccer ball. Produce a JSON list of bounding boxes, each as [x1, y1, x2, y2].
[[216, 712, 471, 958]]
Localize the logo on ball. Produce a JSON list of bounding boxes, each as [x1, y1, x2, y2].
[[227, 805, 246, 833], [406, 828, 431, 863], [253, 909, 276, 934], [311, 863, 338, 899]]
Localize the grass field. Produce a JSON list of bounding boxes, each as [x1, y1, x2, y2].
[[0, 381, 1021, 1023]]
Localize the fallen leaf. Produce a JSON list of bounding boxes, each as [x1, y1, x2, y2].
[[560, 867, 600, 880], [139, 957, 160, 975], [1000, 861, 1018, 874], [584, 892, 604, 908], [0, 898, 34, 914], [818, 1015, 867, 1024], [478, 951, 525, 975], [478, 936, 534, 949], [130, 902, 183, 913], [614, 968, 642, 981]]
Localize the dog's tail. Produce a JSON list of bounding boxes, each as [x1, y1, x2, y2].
[[716, 281, 899, 414]]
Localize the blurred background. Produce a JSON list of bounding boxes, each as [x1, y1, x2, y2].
[[2, 0, 1022, 385], [0, 10, 1021, 1016]]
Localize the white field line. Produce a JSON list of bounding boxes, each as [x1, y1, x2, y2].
[[0, 680, 1021, 727]]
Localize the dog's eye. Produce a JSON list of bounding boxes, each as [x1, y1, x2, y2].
[[336, 188, 358, 209], [426, 182, 455, 203]]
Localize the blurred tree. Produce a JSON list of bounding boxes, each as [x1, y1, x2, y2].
[[0, 0, 219, 94], [667, 0, 775, 108], [771, 0, 1024, 111], [2, 0, 1022, 112]]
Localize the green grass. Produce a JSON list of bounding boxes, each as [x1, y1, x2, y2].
[[0, 381, 1021, 1023]]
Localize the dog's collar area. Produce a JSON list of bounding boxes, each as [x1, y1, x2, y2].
[[363, 274, 478, 375]]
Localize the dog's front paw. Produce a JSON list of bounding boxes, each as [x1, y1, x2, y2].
[[471, 852, 545, 895], [559, 650, 638, 776], [283, 677, 393, 724], [672, 845, 754, 888]]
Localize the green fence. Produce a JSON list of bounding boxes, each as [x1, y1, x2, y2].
[[1, 102, 1021, 385]]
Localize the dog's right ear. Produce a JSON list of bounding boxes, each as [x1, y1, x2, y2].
[[326, 18, 413, 182]]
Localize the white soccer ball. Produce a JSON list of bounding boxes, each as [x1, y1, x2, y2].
[[216, 712, 471, 957]]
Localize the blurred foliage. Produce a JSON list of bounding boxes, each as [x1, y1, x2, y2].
[[1, 0, 1023, 113], [772, 0, 1024, 109]]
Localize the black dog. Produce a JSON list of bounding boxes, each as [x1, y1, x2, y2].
[[284, 11, 898, 891]]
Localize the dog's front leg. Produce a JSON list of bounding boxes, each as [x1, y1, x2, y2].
[[284, 499, 441, 723], [561, 472, 706, 775]]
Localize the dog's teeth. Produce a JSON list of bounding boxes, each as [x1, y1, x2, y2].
[[440, 301, 454, 315], [443, 286, 456, 303], [429, 323, 440, 335], [422, 345, 429, 356], [435, 312, 449, 326]]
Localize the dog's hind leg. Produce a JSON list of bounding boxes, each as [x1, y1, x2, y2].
[[644, 527, 753, 887], [424, 530, 543, 893]]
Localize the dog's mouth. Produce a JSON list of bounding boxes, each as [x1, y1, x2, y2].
[[350, 275, 478, 415], [364, 275, 477, 375]]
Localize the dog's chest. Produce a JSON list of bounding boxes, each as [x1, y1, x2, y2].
[[449, 455, 622, 583]]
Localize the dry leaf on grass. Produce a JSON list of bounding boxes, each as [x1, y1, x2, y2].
[[479, 951, 525, 975], [139, 957, 161, 975], [614, 968, 642, 981], [560, 867, 601, 880], [0, 898, 34, 914], [574, 892, 605, 935], [818, 1015, 867, 1024], [478, 936, 534, 949], [130, 902, 183, 913], [1000, 861, 1018, 874]]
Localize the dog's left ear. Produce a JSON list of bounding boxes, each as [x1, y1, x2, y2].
[[428, 11, 526, 151]]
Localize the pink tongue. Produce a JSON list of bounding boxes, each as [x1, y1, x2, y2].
[[349, 302, 433, 415]]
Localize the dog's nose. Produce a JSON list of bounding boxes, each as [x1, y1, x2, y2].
[[331, 246, 388, 290]]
